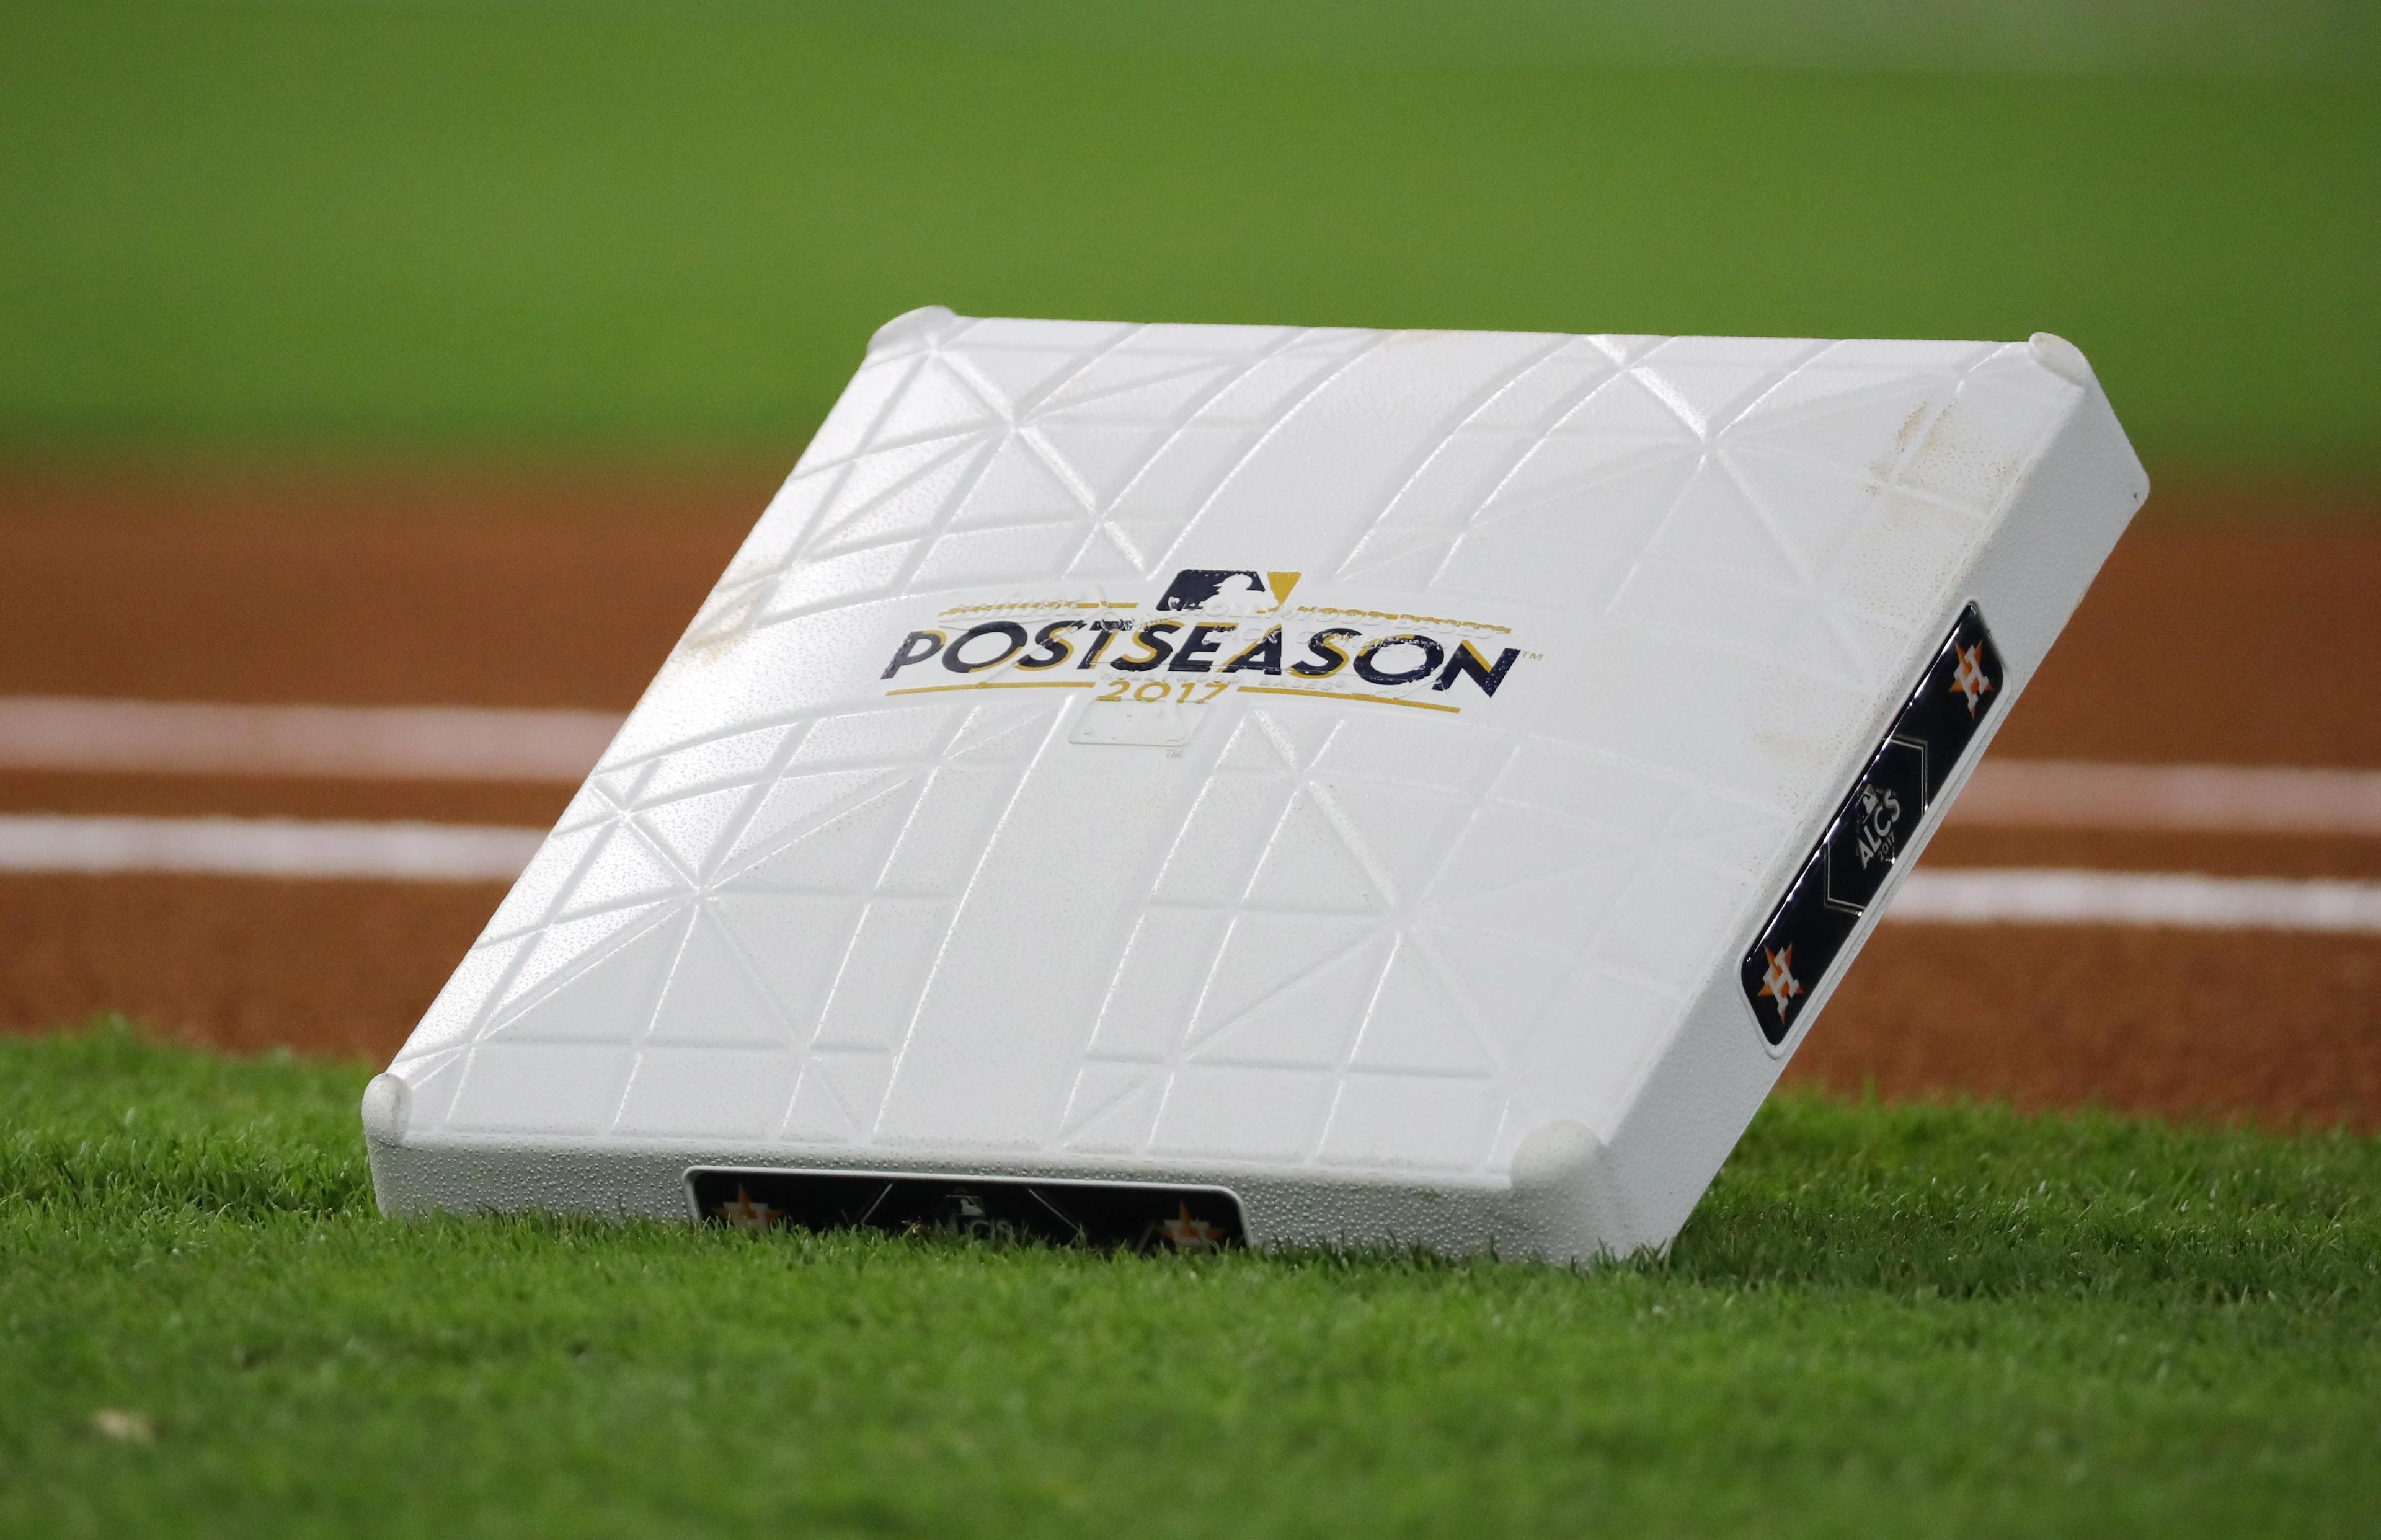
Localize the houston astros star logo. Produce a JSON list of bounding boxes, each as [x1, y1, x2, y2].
[[713, 1186, 783, 1231], [1757, 945, 1803, 1020], [1158, 1203, 1226, 1252], [1949, 642, 1993, 717]]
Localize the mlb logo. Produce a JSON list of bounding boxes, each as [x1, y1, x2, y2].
[[1154, 569, 1302, 615]]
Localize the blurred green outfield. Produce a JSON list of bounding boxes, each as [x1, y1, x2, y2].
[[2, 0, 2377, 476]]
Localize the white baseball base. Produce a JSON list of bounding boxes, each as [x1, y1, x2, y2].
[[364, 312, 2147, 1260]]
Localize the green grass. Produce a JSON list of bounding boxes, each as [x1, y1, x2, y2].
[[2, 1022, 2376, 1536], [2, 2, 2377, 476], [846, 0, 2381, 76]]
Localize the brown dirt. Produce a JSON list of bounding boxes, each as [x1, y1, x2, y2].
[[4, 869, 2370, 1131], [1785, 926, 2381, 1132], [4, 467, 2380, 1128], [0, 463, 764, 708], [0, 874, 502, 1063], [2, 471, 2374, 752], [1985, 508, 2381, 768]]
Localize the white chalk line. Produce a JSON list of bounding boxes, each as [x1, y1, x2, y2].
[[2, 813, 2380, 932], [7, 697, 2381, 836], [1887, 868, 2381, 935], [6, 688, 2381, 922], [1945, 758, 2381, 837], [0, 697, 621, 782], [0, 815, 543, 883]]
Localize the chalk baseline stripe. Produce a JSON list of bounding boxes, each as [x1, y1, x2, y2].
[[1887, 868, 2381, 934], [0, 815, 543, 882], [6, 696, 2381, 839], [4, 812, 2381, 932], [0, 697, 621, 782], [1946, 759, 2381, 836]]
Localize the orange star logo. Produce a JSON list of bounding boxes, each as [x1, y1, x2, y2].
[[1757, 945, 1802, 1020], [1158, 1203, 1225, 1252], [1949, 643, 1993, 718], [714, 1185, 783, 1231]]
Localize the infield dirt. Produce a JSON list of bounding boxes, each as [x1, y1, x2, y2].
[[3, 467, 2377, 1129]]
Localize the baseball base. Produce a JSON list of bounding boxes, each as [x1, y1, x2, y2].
[[363, 312, 2147, 1260]]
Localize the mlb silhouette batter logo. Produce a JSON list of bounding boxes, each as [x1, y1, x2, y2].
[[1155, 569, 1302, 615]]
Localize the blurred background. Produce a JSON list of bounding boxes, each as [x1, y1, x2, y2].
[[2, 0, 2378, 1124], [4, 0, 2375, 471]]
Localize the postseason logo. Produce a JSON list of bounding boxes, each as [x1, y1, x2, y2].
[[876, 568, 1531, 716]]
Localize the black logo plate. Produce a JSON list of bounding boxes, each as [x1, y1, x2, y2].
[[688, 1168, 1246, 1252], [1740, 603, 2003, 1045]]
